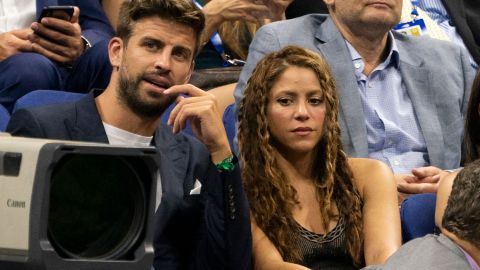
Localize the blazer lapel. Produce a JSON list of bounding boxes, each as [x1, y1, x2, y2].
[[396, 36, 444, 167], [154, 125, 190, 199], [315, 18, 369, 157], [69, 91, 109, 143]]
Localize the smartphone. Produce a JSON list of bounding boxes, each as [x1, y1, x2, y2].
[[37, 6, 74, 22]]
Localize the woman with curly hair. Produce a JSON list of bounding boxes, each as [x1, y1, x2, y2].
[[237, 46, 401, 269]]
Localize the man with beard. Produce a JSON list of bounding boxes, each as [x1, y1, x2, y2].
[[233, 0, 475, 196], [6, 0, 250, 269]]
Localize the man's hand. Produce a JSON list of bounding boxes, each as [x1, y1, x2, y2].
[[258, 0, 294, 22], [201, 0, 269, 44], [164, 84, 232, 164], [203, 0, 269, 24], [28, 6, 84, 65], [395, 166, 447, 194], [0, 28, 33, 61]]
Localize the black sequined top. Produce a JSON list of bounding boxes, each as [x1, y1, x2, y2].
[[285, 216, 357, 270]]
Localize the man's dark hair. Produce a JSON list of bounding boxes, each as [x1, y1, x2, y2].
[[116, 0, 205, 56], [442, 159, 480, 248]]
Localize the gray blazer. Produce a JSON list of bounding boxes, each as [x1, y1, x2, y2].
[[363, 234, 472, 270], [234, 14, 475, 169]]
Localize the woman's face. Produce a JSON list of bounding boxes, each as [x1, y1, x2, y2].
[[267, 66, 327, 155]]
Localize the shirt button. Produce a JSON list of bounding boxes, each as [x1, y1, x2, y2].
[[393, 160, 400, 166], [354, 63, 361, 69], [368, 82, 373, 88]]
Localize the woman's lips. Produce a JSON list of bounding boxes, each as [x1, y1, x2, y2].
[[292, 127, 314, 136]]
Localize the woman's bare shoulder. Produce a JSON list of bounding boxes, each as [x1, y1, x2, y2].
[[347, 158, 395, 194], [348, 157, 392, 176]]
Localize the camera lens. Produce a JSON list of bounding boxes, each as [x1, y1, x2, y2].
[[47, 154, 146, 259]]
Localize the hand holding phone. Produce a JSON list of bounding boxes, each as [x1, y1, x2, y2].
[[38, 6, 75, 23], [30, 6, 84, 65]]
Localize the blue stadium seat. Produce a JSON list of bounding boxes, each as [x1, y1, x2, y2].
[[11, 90, 196, 136], [400, 193, 437, 243], [13, 90, 85, 113], [0, 104, 10, 131]]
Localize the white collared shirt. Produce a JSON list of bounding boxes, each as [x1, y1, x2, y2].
[[0, 0, 36, 33], [346, 34, 429, 174]]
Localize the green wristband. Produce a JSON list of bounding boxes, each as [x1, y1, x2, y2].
[[215, 155, 235, 172]]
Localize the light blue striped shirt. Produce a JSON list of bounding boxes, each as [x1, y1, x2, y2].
[[416, 0, 478, 68], [346, 34, 429, 173]]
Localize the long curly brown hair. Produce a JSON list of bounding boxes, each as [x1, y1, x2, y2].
[[238, 46, 364, 266], [218, 21, 257, 61]]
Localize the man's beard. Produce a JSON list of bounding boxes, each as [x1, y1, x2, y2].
[[117, 69, 177, 119]]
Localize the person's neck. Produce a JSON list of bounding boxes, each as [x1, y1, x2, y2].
[[332, 16, 390, 76], [95, 85, 160, 137], [442, 228, 480, 267], [274, 148, 315, 183]]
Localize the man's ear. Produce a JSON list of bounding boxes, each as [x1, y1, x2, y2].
[[108, 37, 124, 69], [183, 60, 195, 84]]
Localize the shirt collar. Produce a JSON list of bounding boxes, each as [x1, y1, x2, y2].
[[346, 31, 400, 75], [460, 246, 480, 270]]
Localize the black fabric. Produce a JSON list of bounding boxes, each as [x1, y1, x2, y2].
[[285, 217, 356, 270], [442, 0, 480, 64], [194, 41, 224, 70], [189, 66, 242, 90], [286, 0, 328, 19]]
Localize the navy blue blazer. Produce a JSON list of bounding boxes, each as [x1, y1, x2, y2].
[[36, 0, 115, 46], [6, 91, 252, 270]]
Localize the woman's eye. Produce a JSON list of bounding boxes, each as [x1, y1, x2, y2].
[[309, 97, 323, 105], [277, 98, 292, 106]]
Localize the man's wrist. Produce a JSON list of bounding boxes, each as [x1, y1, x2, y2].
[[215, 155, 237, 173], [211, 146, 232, 164], [81, 35, 91, 53]]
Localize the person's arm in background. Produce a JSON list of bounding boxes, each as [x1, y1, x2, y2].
[[349, 158, 401, 265], [201, 0, 269, 45], [29, 1, 115, 65], [261, 0, 294, 23], [102, 0, 122, 30], [74, 0, 115, 46]]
